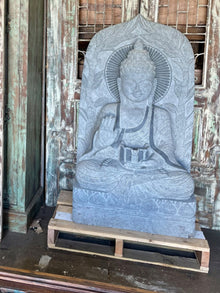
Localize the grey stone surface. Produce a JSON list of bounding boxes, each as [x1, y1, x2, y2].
[[73, 183, 196, 238], [73, 15, 196, 237]]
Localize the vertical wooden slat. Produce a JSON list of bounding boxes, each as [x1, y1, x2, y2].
[[121, 0, 139, 22], [7, 0, 29, 212], [46, 0, 62, 206], [26, 0, 44, 208], [146, 0, 220, 230], [140, 0, 159, 22], [115, 239, 124, 257], [46, 0, 78, 206], [47, 229, 58, 246], [5, 0, 44, 232], [0, 0, 6, 240], [41, 0, 48, 188]]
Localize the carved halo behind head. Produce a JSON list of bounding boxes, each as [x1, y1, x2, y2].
[[105, 39, 172, 103]]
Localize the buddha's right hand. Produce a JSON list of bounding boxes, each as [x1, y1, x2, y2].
[[93, 114, 119, 150]]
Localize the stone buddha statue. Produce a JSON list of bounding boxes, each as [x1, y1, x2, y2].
[[73, 15, 196, 238], [76, 40, 194, 200]]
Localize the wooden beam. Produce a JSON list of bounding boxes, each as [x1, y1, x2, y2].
[[45, 0, 78, 206], [0, 0, 6, 241], [121, 0, 139, 22], [115, 239, 124, 257], [0, 266, 154, 293]]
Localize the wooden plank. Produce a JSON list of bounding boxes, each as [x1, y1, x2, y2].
[[143, 0, 220, 232], [49, 216, 210, 252], [0, 0, 6, 241], [45, 0, 78, 206], [51, 197, 210, 252], [49, 236, 206, 273], [48, 229, 59, 246], [56, 205, 72, 214], [195, 250, 210, 270], [115, 239, 123, 257], [140, 0, 159, 22], [7, 0, 28, 210], [48, 190, 210, 273], [57, 190, 72, 206], [45, 0, 62, 207], [0, 266, 153, 293], [25, 0, 44, 209], [5, 0, 44, 232], [55, 236, 115, 256], [121, 0, 139, 22]]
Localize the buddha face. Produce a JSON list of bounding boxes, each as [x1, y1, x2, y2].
[[118, 73, 155, 103]]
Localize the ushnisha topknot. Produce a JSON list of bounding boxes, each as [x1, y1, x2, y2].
[[120, 39, 156, 80]]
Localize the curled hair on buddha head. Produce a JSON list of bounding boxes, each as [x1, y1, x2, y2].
[[120, 39, 156, 81]]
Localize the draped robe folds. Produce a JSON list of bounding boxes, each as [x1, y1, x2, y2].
[[76, 103, 194, 200]]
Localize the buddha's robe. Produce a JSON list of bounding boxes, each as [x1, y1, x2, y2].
[[76, 103, 194, 200]]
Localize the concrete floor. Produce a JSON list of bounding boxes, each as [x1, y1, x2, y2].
[[0, 205, 220, 293]]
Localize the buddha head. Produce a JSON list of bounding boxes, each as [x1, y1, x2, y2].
[[118, 40, 156, 103]]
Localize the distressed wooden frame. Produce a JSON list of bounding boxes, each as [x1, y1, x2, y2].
[[5, 0, 45, 232], [46, 0, 79, 206], [0, 0, 6, 240]]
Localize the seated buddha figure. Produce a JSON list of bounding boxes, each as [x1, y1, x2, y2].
[[76, 40, 194, 200]]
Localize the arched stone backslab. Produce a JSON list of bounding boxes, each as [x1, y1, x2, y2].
[[74, 15, 196, 238]]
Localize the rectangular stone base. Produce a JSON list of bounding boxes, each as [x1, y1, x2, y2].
[[72, 184, 196, 238]]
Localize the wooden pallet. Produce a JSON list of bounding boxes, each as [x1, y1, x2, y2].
[[48, 190, 210, 273]]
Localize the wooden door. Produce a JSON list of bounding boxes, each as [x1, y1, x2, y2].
[[0, 0, 6, 240], [45, 0, 140, 206], [46, 0, 220, 230], [4, 0, 45, 233]]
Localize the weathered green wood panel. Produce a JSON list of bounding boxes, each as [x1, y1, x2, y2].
[[26, 0, 44, 209], [5, 0, 44, 232], [7, 0, 29, 211], [0, 0, 6, 240]]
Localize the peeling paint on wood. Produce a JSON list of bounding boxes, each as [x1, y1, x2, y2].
[[5, 0, 44, 232], [0, 0, 6, 240], [122, 0, 139, 22], [7, 0, 29, 211], [191, 0, 220, 230], [46, 0, 78, 206]]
